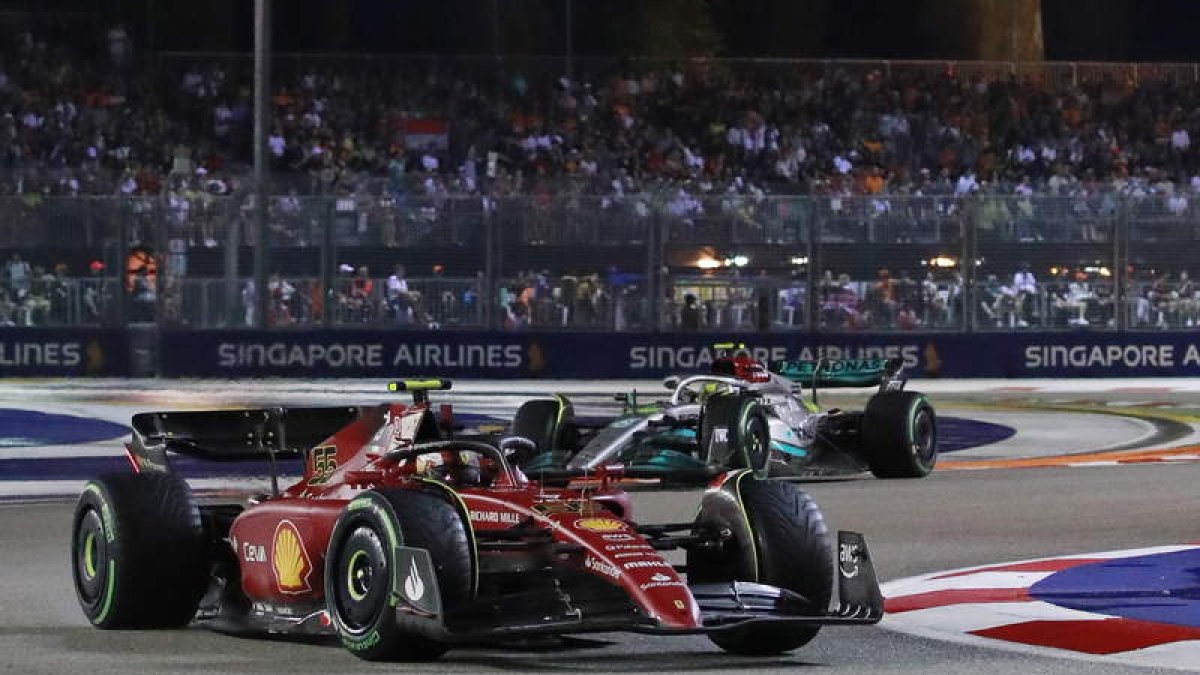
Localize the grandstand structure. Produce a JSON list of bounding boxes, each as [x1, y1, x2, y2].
[[4, 14, 1200, 334]]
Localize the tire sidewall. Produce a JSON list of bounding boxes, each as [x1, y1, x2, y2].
[[326, 488, 469, 661], [738, 479, 832, 611], [740, 405, 771, 477], [692, 476, 833, 654], [511, 398, 571, 462], [906, 396, 937, 472], [72, 482, 120, 626], [326, 493, 403, 656], [864, 391, 938, 478], [70, 475, 205, 629], [701, 394, 772, 475], [688, 483, 758, 584]]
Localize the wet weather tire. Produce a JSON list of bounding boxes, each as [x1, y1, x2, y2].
[[689, 476, 834, 655], [326, 489, 473, 661], [71, 473, 207, 628], [862, 391, 937, 478], [700, 394, 771, 478]]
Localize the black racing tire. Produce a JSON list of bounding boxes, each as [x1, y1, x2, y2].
[[699, 394, 771, 478], [511, 399, 559, 463], [71, 473, 207, 628], [326, 489, 474, 661], [862, 391, 937, 478], [688, 476, 834, 655], [511, 397, 576, 465]]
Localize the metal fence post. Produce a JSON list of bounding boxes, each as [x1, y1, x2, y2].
[[806, 196, 819, 333], [151, 197, 167, 327], [252, 0, 271, 329], [1115, 195, 1128, 330], [484, 197, 495, 330], [223, 203, 241, 328], [322, 198, 335, 327], [115, 200, 129, 326], [962, 198, 976, 332], [651, 207, 666, 332]]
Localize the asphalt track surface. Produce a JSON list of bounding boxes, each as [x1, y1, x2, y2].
[[2, 379, 1200, 674]]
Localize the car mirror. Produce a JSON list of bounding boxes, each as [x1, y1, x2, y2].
[[663, 376, 680, 390]]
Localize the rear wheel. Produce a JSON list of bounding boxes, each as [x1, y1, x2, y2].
[[688, 477, 833, 655], [326, 489, 473, 661], [700, 394, 771, 478], [510, 397, 577, 466], [71, 473, 208, 628], [862, 392, 937, 478]]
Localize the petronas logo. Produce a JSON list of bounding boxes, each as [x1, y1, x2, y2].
[[403, 557, 425, 602], [272, 520, 313, 594]]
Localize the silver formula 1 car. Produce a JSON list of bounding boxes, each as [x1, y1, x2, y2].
[[513, 345, 937, 482]]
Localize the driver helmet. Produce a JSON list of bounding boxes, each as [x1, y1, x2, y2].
[[415, 451, 483, 487]]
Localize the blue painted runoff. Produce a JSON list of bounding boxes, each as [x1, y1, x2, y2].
[[1031, 549, 1200, 629], [0, 409, 127, 447]]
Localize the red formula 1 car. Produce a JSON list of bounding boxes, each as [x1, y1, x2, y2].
[[70, 380, 882, 661]]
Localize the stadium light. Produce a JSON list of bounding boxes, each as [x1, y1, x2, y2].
[[922, 255, 958, 269]]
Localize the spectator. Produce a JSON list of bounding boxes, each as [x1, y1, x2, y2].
[[7, 254, 31, 300], [48, 264, 69, 324], [267, 273, 296, 326], [0, 289, 14, 326], [866, 268, 898, 328], [819, 272, 860, 329], [978, 274, 1017, 327], [505, 300, 529, 330], [241, 280, 256, 326], [680, 293, 701, 331], [386, 264, 412, 325], [349, 266, 374, 322], [1012, 263, 1038, 327], [1178, 271, 1199, 327], [130, 267, 156, 322]]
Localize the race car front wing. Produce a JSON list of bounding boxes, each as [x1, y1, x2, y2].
[[394, 530, 883, 640]]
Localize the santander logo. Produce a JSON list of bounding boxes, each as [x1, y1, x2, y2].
[[403, 557, 425, 601]]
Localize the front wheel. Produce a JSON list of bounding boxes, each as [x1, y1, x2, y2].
[[700, 394, 771, 478], [688, 477, 833, 654], [325, 489, 474, 661], [862, 391, 937, 478]]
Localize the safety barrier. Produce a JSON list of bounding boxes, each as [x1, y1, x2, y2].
[[8, 326, 1200, 378], [153, 329, 1200, 379]]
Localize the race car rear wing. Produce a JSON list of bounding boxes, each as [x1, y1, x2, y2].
[[771, 357, 905, 392], [128, 406, 364, 477]]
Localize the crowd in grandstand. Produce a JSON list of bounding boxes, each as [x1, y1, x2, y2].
[[4, 16, 1200, 331], [244, 265, 637, 332], [6, 16, 1200, 207]]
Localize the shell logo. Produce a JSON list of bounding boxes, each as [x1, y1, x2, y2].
[[574, 517, 628, 533], [272, 520, 313, 594]]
